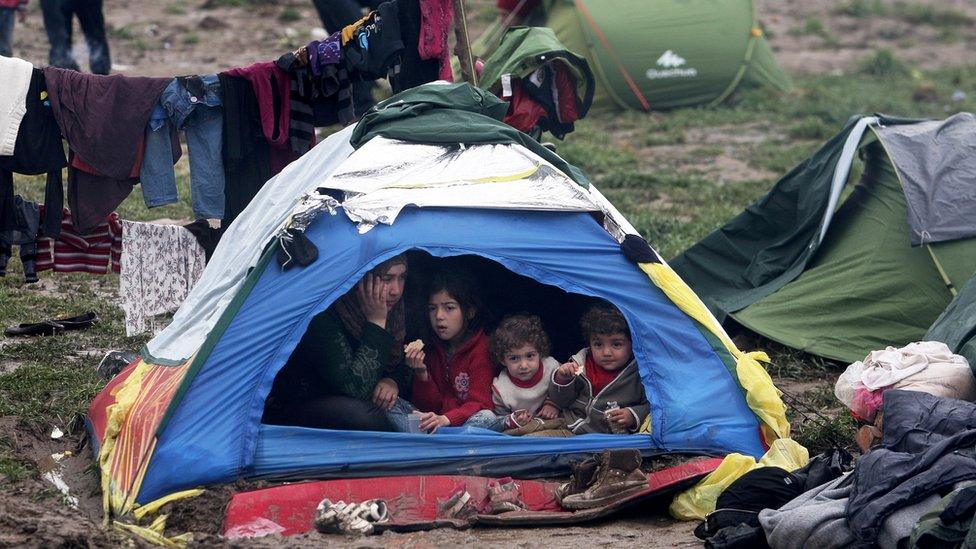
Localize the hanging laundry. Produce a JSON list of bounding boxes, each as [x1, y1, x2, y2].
[[306, 33, 355, 126], [223, 61, 300, 174], [393, 0, 442, 93], [218, 73, 272, 230], [182, 218, 221, 262], [119, 220, 206, 336], [418, 0, 453, 81], [140, 74, 224, 220], [35, 207, 122, 275], [0, 195, 39, 283], [43, 67, 170, 232], [0, 68, 67, 238], [275, 51, 317, 155], [0, 56, 32, 157], [344, 1, 404, 81]]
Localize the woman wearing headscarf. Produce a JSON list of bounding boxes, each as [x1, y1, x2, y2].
[[265, 254, 414, 431]]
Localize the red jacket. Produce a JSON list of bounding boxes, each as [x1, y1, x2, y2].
[[0, 0, 28, 9], [412, 330, 495, 426]]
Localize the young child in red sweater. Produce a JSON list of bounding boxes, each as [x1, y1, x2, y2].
[[406, 269, 497, 432]]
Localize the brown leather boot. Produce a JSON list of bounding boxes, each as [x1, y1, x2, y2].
[[555, 455, 600, 506], [561, 449, 647, 510]]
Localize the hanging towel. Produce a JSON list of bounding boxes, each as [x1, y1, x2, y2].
[[0, 56, 33, 156], [119, 220, 207, 336]]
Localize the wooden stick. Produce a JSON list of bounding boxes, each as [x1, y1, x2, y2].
[[452, 0, 478, 86]]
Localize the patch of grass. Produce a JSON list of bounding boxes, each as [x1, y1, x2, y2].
[[858, 49, 909, 77], [164, 3, 187, 15], [833, 0, 886, 18], [0, 440, 32, 483], [792, 413, 858, 454], [183, 33, 200, 45], [891, 2, 973, 27], [278, 6, 300, 22], [107, 24, 136, 40], [790, 17, 838, 46], [788, 117, 833, 140]]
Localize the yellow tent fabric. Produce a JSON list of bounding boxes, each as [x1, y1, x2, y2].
[[669, 438, 809, 520]]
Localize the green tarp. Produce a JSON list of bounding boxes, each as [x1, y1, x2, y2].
[[927, 276, 976, 375], [350, 82, 590, 188], [479, 26, 594, 118]]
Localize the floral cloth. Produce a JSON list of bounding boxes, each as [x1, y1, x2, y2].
[[119, 220, 206, 336]]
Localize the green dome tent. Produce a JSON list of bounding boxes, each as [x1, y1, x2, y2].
[[672, 113, 976, 363], [475, 0, 792, 111]]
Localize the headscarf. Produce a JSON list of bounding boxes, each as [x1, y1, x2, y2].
[[332, 254, 407, 368]]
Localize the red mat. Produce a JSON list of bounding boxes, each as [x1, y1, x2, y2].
[[223, 457, 721, 538]]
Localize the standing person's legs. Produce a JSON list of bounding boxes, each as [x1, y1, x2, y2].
[[74, 0, 110, 74], [310, 0, 374, 115], [40, 0, 79, 69], [0, 8, 15, 57]]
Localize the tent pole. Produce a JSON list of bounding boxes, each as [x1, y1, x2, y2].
[[453, 0, 478, 86]]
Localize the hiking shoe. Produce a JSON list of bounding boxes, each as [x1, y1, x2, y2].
[[437, 484, 479, 519], [555, 455, 599, 506], [487, 477, 525, 514], [560, 449, 647, 510]]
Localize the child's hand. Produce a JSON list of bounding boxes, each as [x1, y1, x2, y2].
[[606, 408, 635, 430], [419, 412, 451, 432], [512, 409, 533, 426], [404, 346, 428, 379], [555, 362, 577, 383], [536, 403, 560, 420]]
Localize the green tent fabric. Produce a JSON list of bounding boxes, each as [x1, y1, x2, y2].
[[479, 26, 594, 117], [671, 116, 867, 319], [475, 0, 792, 111], [732, 141, 976, 363], [926, 276, 976, 375], [350, 82, 591, 187]]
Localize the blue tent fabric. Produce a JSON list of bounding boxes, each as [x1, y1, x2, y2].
[[138, 207, 765, 503]]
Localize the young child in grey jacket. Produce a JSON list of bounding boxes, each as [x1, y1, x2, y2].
[[549, 303, 649, 434], [489, 314, 561, 430]]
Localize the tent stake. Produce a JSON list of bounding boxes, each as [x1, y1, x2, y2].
[[453, 0, 478, 86]]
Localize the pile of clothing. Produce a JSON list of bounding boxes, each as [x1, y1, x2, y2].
[[696, 390, 976, 548]]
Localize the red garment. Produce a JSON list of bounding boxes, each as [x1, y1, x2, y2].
[[0, 0, 28, 9], [71, 145, 143, 178], [418, 0, 454, 81], [554, 65, 580, 124], [223, 62, 298, 173], [496, 0, 539, 17], [585, 353, 620, 397], [412, 329, 495, 425], [35, 207, 122, 275], [509, 361, 544, 389], [502, 81, 547, 134]]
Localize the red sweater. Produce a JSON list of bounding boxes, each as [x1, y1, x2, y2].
[[412, 330, 495, 426]]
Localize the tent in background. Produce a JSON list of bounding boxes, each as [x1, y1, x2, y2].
[[476, 0, 792, 111], [85, 83, 787, 520], [673, 113, 976, 363]]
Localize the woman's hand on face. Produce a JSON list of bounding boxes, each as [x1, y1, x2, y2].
[[357, 274, 389, 328], [372, 378, 399, 411], [536, 403, 560, 420], [419, 412, 451, 432]]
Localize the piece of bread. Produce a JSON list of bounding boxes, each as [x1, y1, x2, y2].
[[404, 339, 424, 353]]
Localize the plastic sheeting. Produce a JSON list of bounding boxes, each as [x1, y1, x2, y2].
[[144, 126, 356, 362], [137, 207, 766, 503], [323, 137, 603, 232]]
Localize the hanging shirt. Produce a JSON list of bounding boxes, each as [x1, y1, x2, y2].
[[119, 220, 207, 336], [35, 208, 122, 275]]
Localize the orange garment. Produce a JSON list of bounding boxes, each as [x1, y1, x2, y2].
[[341, 13, 372, 45]]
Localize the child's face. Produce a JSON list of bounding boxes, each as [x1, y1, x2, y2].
[[589, 332, 632, 371], [428, 290, 467, 344], [503, 343, 542, 382]]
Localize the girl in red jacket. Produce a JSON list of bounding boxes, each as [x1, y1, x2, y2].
[[406, 268, 497, 432]]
